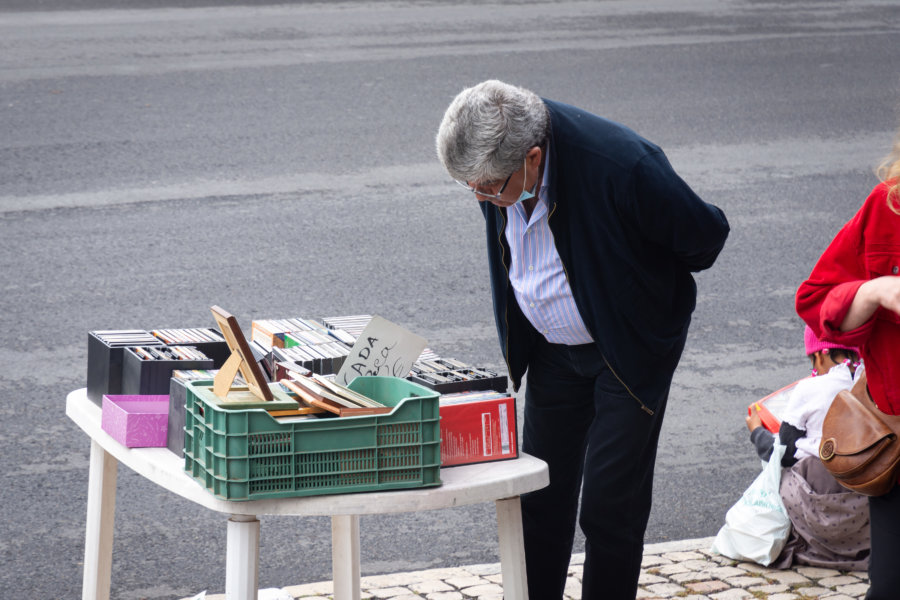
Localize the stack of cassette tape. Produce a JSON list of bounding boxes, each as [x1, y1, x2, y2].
[[320, 314, 373, 338], [252, 316, 356, 378], [409, 357, 508, 395]]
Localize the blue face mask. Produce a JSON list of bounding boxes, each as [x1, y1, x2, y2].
[[516, 158, 537, 204]]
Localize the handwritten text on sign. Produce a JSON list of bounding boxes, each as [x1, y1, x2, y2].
[[335, 315, 427, 385]]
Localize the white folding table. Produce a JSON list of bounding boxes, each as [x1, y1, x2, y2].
[[66, 388, 549, 600]]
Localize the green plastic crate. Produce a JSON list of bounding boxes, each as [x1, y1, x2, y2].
[[183, 377, 442, 501]]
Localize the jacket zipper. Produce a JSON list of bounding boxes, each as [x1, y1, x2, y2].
[[546, 202, 654, 416], [498, 208, 516, 389]]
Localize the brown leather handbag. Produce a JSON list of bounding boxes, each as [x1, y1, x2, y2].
[[819, 372, 900, 496]]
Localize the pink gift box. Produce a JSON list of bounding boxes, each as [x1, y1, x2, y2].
[[101, 395, 169, 448]]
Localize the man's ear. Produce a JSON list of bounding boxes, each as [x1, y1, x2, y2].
[[526, 145, 542, 170]]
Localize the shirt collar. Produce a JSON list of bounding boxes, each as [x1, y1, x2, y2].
[[538, 138, 551, 205], [509, 141, 552, 224]]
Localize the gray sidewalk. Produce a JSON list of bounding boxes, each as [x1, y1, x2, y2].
[[180, 537, 870, 600]]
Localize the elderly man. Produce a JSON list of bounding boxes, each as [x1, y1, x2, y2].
[[436, 80, 729, 599]]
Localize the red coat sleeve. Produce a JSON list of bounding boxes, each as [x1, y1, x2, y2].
[[796, 203, 877, 348]]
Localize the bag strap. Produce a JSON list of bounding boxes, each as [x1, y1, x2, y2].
[[849, 371, 900, 430], [850, 370, 868, 402]]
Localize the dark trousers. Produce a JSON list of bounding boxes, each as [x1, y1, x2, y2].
[[866, 484, 900, 599], [521, 338, 669, 600]]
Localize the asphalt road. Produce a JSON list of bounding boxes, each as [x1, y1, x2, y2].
[[1, 1, 899, 598]]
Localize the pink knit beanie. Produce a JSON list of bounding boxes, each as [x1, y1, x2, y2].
[[804, 325, 857, 356]]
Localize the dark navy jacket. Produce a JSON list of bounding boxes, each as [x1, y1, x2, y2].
[[480, 99, 729, 414]]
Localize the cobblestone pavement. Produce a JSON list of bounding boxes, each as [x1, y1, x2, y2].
[[182, 537, 869, 600]]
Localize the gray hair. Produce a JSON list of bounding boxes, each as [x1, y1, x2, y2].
[[436, 80, 549, 184]]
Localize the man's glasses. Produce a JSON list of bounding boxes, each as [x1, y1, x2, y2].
[[455, 171, 513, 201]]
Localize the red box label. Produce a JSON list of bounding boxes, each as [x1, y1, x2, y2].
[[440, 396, 517, 467]]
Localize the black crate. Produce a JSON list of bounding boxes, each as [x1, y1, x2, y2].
[[121, 347, 214, 396], [86, 331, 164, 405], [409, 369, 509, 395], [152, 328, 231, 369]]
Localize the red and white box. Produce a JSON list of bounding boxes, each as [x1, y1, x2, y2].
[[439, 395, 518, 467]]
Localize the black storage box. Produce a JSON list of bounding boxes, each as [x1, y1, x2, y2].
[[409, 368, 509, 395], [86, 331, 164, 405], [153, 328, 231, 369], [121, 347, 214, 396]]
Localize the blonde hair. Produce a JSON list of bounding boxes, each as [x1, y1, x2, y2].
[[878, 131, 900, 214]]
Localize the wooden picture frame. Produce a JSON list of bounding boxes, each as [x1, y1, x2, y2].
[[210, 305, 273, 402]]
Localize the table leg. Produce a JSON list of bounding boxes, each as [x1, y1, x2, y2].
[[495, 496, 529, 600], [83, 439, 118, 600], [331, 515, 361, 600], [226, 514, 260, 600]]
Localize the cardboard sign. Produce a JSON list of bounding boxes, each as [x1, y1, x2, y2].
[[335, 316, 427, 385]]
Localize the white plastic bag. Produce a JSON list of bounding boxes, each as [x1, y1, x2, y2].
[[711, 442, 791, 566]]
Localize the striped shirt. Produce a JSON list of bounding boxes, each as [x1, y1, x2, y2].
[[504, 148, 594, 345]]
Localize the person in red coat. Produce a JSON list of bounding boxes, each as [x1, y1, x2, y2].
[[796, 132, 900, 600]]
